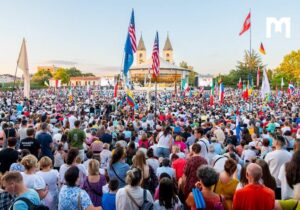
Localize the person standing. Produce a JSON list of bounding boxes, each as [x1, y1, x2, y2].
[[233, 163, 275, 210], [264, 134, 292, 199], [194, 127, 210, 161], [19, 128, 40, 158], [37, 123, 54, 161], [0, 137, 19, 174], [18, 120, 28, 141], [68, 120, 86, 161], [2, 171, 41, 210], [183, 143, 208, 199], [68, 111, 77, 130]]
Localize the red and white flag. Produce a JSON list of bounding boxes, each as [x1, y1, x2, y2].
[[239, 12, 251, 36], [151, 32, 160, 78]]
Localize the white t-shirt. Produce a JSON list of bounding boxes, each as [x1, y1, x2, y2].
[[157, 133, 172, 149], [241, 149, 257, 163], [36, 169, 59, 194], [21, 172, 45, 189], [264, 149, 292, 187], [278, 163, 294, 199], [146, 158, 160, 173], [68, 115, 77, 129], [198, 138, 210, 160], [116, 186, 153, 210]]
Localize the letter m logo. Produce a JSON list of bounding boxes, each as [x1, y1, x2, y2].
[[266, 17, 291, 39]]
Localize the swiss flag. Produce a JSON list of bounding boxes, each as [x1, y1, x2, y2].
[[239, 12, 251, 36]]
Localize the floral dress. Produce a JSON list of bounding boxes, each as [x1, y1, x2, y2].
[[58, 185, 92, 210]]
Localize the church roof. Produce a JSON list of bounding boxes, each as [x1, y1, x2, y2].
[[163, 35, 173, 51], [137, 35, 146, 51], [130, 56, 189, 71]]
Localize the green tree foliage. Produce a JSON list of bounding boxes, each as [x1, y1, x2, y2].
[[179, 61, 188, 69], [274, 50, 300, 83], [66, 67, 82, 77], [53, 68, 70, 84], [31, 69, 52, 85], [222, 50, 265, 87]]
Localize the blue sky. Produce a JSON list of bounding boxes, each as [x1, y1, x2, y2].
[[0, 0, 299, 76]]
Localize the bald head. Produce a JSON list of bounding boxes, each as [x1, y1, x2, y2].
[[246, 163, 262, 183]]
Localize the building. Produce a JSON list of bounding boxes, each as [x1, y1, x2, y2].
[[129, 34, 191, 86], [0, 74, 21, 83], [49, 76, 101, 87], [37, 65, 58, 74]]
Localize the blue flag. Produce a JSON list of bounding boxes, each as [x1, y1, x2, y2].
[[123, 34, 134, 77], [123, 10, 136, 77]]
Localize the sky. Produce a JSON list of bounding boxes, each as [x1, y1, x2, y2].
[[0, 0, 299, 77]]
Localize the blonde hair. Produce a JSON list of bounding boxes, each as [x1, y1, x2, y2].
[[88, 159, 100, 176], [172, 145, 180, 153], [132, 150, 146, 170], [21, 155, 38, 170], [2, 171, 23, 183], [175, 135, 182, 142], [39, 156, 52, 170]]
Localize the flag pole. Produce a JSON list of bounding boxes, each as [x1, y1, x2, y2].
[[249, 8, 252, 71], [154, 76, 157, 129], [9, 65, 19, 123]]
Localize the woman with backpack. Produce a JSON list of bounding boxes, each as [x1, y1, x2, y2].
[[116, 167, 154, 210], [132, 150, 158, 195]]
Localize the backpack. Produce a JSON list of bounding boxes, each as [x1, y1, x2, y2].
[[140, 189, 153, 210], [10, 197, 49, 210], [213, 195, 225, 210], [126, 188, 153, 210]]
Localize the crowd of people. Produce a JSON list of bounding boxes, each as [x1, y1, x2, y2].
[[0, 87, 299, 210]]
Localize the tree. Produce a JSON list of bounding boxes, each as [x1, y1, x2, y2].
[[66, 67, 82, 77], [53, 68, 70, 84], [82, 73, 95, 77], [222, 50, 265, 87], [32, 69, 52, 85], [275, 50, 300, 83], [179, 61, 188, 69]]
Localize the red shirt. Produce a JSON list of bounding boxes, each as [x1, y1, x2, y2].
[[172, 158, 186, 180], [233, 184, 275, 210]]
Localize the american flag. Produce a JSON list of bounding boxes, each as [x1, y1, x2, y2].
[[152, 32, 160, 77], [128, 10, 136, 53]]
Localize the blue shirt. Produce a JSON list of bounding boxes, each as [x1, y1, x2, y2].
[[107, 162, 130, 188], [13, 189, 40, 210], [37, 132, 53, 159], [102, 193, 116, 210]]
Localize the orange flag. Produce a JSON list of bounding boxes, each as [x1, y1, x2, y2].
[[259, 42, 266, 55]]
